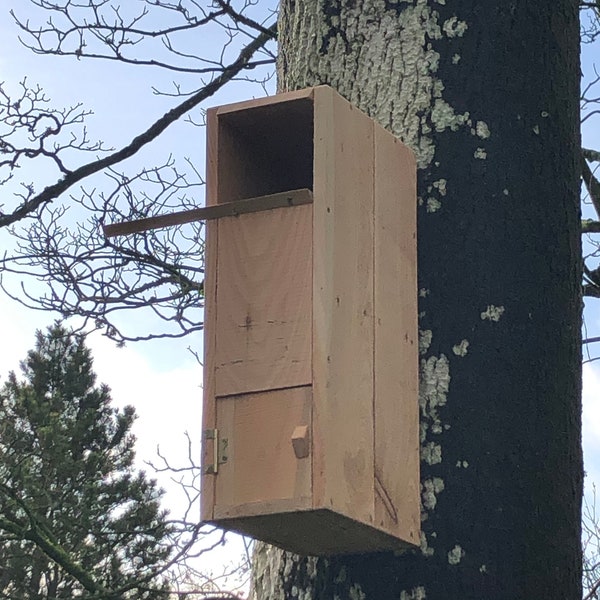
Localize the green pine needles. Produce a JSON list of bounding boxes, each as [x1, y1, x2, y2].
[[0, 323, 173, 599]]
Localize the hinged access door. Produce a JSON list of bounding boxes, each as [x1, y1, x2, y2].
[[213, 386, 312, 519]]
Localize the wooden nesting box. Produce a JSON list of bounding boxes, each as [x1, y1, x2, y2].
[[201, 85, 419, 555]]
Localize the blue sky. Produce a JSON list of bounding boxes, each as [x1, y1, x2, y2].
[[0, 6, 267, 587]]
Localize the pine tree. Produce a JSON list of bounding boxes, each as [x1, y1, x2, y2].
[[0, 323, 173, 599]]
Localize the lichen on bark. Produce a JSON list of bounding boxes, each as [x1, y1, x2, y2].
[[277, 0, 468, 170], [252, 0, 582, 598], [254, 2, 465, 597]]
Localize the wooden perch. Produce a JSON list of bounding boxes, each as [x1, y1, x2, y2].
[[102, 188, 313, 237]]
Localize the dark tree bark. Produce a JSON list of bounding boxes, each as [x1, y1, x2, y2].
[[252, 2, 583, 598]]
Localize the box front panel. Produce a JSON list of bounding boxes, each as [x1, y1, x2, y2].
[[214, 204, 312, 397], [214, 386, 312, 516]]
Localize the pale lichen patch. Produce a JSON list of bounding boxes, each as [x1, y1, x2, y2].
[[480, 564, 488, 574], [432, 178, 447, 196], [503, 188, 510, 196], [348, 584, 366, 600], [443, 16, 468, 38], [452, 53, 461, 64], [431, 421, 443, 435], [455, 460, 469, 468], [448, 545, 465, 565], [250, 543, 319, 600], [422, 477, 445, 510], [400, 586, 427, 600], [426, 197, 442, 213], [432, 79, 444, 99], [277, 0, 471, 170], [419, 288, 430, 298], [422, 441, 442, 465], [481, 305, 505, 322], [419, 329, 433, 355], [533, 124, 540, 135], [431, 98, 469, 133], [420, 355, 450, 420], [452, 339, 469, 356], [420, 531, 435, 557], [419, 354, 450, 458], [474, 147, 487, 159], [476, 120, 490, 138], [420, 422, 428, 444]]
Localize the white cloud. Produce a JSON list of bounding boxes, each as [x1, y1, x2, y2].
[[0, 302, 52, 378], [87, 334, 202, 468]]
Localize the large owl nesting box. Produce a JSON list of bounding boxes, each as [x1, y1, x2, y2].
[[201, 85, 419, 555]]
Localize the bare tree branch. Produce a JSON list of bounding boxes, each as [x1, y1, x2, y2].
[[11, 1, 276, 74], [0, 20, 276, 228]]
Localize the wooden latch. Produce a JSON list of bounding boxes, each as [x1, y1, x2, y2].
[[291, 425, 310, 459]]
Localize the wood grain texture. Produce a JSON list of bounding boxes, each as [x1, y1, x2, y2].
[[373, 127, 420, 545], [213, 497, 312, 521], [214, 386, 312, 509], [211, 508, 413, 556], [205, 107, 219, 205], [200, 107, 220, 521], [310, 87, 334, 517], [103, 189, 313, 237], [214, 204, 312, 396], [311, 86, 375, 526], [215, 87, 314, 116]]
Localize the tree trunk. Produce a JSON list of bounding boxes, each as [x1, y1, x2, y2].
[[251, 1, 582, 599]]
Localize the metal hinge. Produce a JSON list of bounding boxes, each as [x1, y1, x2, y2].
[[203, 429, 228, 474]]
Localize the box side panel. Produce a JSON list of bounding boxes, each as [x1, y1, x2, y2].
[[373, 127, 420, 545], [201, 107, 220, 521], [312, 87, 375, 526], [214, 204, 312, 396], [214, 386, 312, 509]]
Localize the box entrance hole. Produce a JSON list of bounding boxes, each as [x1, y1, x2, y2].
[[217, 97, 314, 202]]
